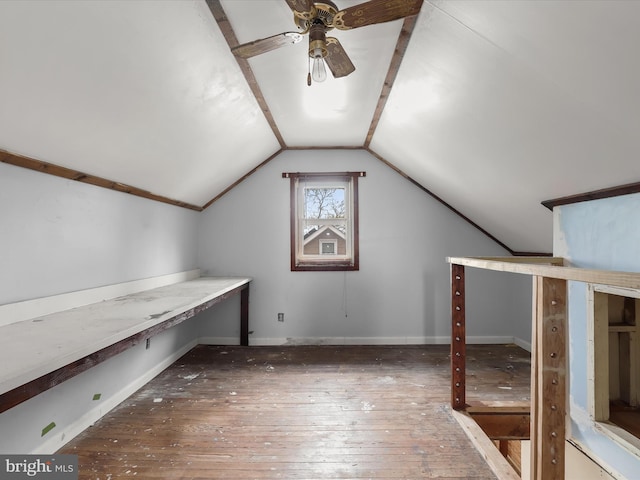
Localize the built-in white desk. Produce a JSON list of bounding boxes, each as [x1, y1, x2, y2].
[[0, 276, 251, 414]]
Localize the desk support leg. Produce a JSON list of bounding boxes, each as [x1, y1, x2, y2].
[[240, 285, 249, 346]]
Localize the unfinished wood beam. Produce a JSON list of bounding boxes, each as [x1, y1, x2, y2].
[[469, 410, 531, 440], [499, 440, 509, 456], [451, 410, 521, 480], [461, 256, 564, 266], [591, 290, 610, 421], [451, 263, 466, 410], [530, 276, 567, 480], [530, 276, 541, 480], [448, 256, 640, 290]]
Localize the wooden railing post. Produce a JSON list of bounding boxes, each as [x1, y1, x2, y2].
[[530, 276, 567, 480], [451, 263, 466, 410]]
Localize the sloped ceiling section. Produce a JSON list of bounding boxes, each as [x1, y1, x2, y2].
[[0, 0, 280, 207], [371, 0, 640, 252], [2, 1, 640, 255]]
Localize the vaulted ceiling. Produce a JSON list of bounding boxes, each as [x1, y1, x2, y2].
[[2, 0, 640, 254]]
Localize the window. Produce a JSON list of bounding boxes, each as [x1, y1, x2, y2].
[[320, 239, 337, 255], [588, 285, 640, 452], [283, 171, 364, 271]]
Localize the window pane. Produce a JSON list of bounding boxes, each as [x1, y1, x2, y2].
[[304, 187, 346, 222]]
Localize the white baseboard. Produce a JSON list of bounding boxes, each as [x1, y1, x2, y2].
[[466, 336, 518, 345], [34, 339, 198, 454], [513, 336, 532, 352], [0, 269, 200, 327], [198, 336, 241, 346], [200, 335, 520, 346]]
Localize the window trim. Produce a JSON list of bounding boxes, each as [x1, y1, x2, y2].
[[587, 283, 640, 455], [283, 171, 364, 272]]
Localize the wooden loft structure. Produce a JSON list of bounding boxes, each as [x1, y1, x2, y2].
[[447, 256, 640, 480]]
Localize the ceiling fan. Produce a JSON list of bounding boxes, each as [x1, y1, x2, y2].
[[231, 0, 423, 85]]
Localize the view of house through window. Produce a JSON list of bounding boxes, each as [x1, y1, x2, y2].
[[283, 171, 364, 271], [303, 186, 345, 255]]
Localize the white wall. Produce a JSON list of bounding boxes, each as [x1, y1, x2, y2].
[[197, 149, 532, 346], [0, 161, 201, 453], [0, 162, 199, 305]]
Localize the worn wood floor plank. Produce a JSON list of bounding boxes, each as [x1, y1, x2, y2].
[[59, 344, 530, 479]]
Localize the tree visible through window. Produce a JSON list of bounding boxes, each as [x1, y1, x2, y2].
[[283, 172, 364, 271]]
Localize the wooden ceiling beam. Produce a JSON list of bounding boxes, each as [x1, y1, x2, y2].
[[285, 145, 363, 150], [0, 149, 202, 211], [364, 14, 421, 148], [205, 0, 287, 148]]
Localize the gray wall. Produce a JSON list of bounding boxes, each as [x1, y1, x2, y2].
[[0, 162, 200, 453], [0, 162, 199, 304], [197, 149, 532, 345]]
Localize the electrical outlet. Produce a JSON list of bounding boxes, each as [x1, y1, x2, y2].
[[277, 313, 284, 322]]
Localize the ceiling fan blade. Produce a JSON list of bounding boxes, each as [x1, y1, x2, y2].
[[332, 0, 423, 30], [325, 37, 356, 78], [284, 0, 317, 21], [231, 32, 303, 59]]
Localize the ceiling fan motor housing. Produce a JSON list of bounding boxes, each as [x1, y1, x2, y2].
[[308, 22, 328, 58], [295, 1, 339, 32]]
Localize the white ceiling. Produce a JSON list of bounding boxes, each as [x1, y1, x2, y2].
[[2, 0, 640, 253]]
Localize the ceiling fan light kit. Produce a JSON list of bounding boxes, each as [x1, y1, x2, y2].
[[309, 22, 329, 83], [231, 0, 423, 85]]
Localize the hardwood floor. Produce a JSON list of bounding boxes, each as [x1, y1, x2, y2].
[[59, 344, 530, 479]]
